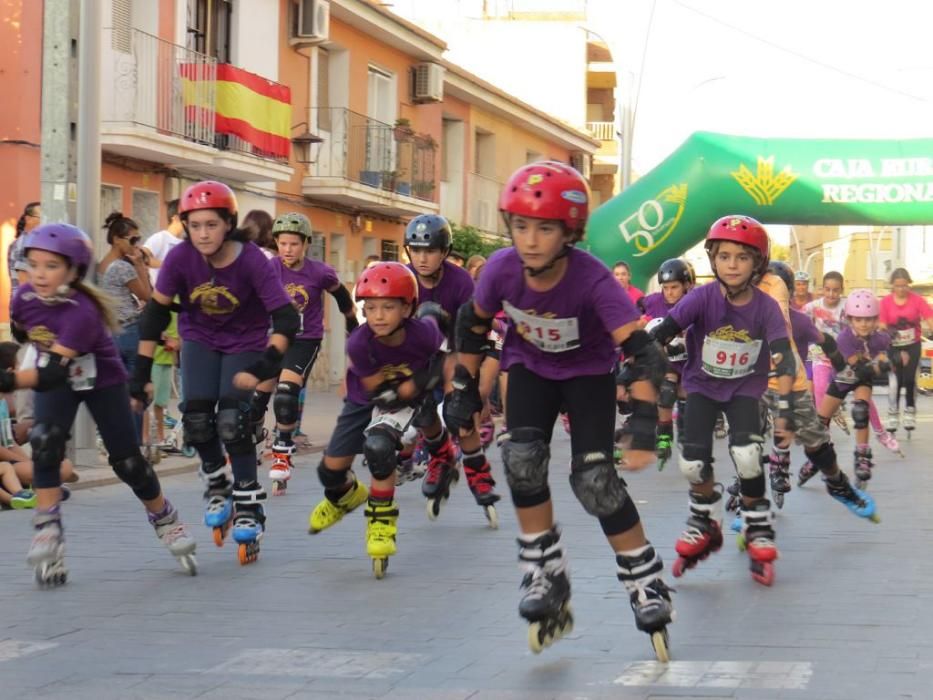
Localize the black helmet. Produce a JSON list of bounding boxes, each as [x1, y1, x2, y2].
[[767, 260, 795, 292], [405, 215, 452, 254], [657, 258, 693, 286]]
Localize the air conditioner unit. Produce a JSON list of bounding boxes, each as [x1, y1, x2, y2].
[[412, 63, 444, 103], [290, 0, 330, 46], [570, 152, 592, 180]]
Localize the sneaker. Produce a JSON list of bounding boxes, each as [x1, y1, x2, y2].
[[10, 489, 37, 510]]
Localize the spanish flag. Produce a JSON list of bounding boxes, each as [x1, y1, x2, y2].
[[181, 63, 292, 159]]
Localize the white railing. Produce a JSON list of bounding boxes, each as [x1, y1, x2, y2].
[[586, 121, 615, 141], [102, 28, 216, 145], [469, 173, 506, 235]]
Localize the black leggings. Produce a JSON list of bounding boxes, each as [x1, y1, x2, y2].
[[506, 364, 641, 536], [33, 382, 158, 499], [682, 392, 765, 498], [891, 342, 921, 408]]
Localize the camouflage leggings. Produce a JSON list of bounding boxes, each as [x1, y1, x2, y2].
[[760, 389, 830, 450]]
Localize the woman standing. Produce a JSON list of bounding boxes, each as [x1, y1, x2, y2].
[[612, 260, 645, 308], [131, 181, 299, 566], [8, 202, 41, 308], [880, 268, 933, 436], [8, 223, 196, 586]]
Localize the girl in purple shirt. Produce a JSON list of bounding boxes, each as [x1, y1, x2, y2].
[[446, 161, 673, 659], [6, 224, 196, 585], [247, 212, 359, 495], [130, 181, 299, 567]]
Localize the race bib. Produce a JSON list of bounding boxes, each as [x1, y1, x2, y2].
[[366, 405, 415, 436], [701, 336, 762, 379], [892, 326, 919, 347], [32, 351, 97, 392], [502, 301, 580, 353]]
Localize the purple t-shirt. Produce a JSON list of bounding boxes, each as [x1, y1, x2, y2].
[[789, 308, 821, 360], [474, 247, 639, 380], [640, 291, 675, 320], [156, 241, 291, 353], [345, 317, 445, 405], [273, 257, 339, 340], [12, 285, 128, 390], [410, 259, 474, 321], [836, 326, 891, 361], [669, 281, 788, 401]]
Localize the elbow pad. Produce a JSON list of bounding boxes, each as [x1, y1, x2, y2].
[[35, 352, 71, 392], [454, 301, 493, 354], [330, 284, 354, 314], [648, 315, 682, 346], [138, 299, 172, 342], [819, 333, 846, 372], [770, 337, 797, 378], [270, 303, 301, 341], [415, 301, 451, 338]]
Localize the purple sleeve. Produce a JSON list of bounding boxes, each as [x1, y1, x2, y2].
[[320, 263, 340, 291], [418, 317, 445, 353], [761, 294, 789, 343], [591, 271, 640, 334], [473, 256, 503, 315], [155, 243, 184, 298], [56, 302, 102, 354], [456, 269, 475, 307], [872, 332, 892, 355], [249, 248, 292, 312], [669, 286, 703, 329], [837, 328, 860, 358]]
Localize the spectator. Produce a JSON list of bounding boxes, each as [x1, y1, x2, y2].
[[141, 199, 184, 285], [241, 209, 276, 259], [142, 311, 180, 447], [448, 251, 466, 267], [8, 201, 41, 307], [364, 254, 381, 269], [612, 260, 645, 307], [466, 254, 486, 280]]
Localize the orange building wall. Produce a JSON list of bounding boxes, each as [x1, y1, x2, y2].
[[0, 0, 43, 319]]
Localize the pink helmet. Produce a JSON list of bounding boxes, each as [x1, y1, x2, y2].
[[844, 288, 880, 318]]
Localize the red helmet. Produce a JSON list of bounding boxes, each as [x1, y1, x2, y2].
[[179, 180, 239, 228], [499, 161, 590, 239], [705, 215, 770, 275], [355, 262, 418, 306]]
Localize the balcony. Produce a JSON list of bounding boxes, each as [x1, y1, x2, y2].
[[468, 173, 507, 237], [302, 108, 439, 218], [101, 28, 293, 183]]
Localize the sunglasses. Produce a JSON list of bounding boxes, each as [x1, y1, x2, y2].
[[125, 236, 141, 245]]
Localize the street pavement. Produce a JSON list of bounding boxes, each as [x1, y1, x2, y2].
[[1, 391, 932, 699]]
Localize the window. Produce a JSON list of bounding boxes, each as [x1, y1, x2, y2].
[[309, 232, 326, 262], [381, 240, 399, 261], [367, 67, 395, 125], [187, 0, 232, 62], [316, 49, 331, 132], [131, 190, 160, 237]]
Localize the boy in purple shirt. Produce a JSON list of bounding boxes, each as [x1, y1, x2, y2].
[[403, 214, 499, 516], [247, 213, 359, 495], [639, 258, 694, 466], [445, 161, 673, 659], [308, 262, 476, 577], [131, 181, 299, 567], [650, 216, 796, 587], [7, 223, 196, 585]]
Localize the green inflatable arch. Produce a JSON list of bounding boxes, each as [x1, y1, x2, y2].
[[584, 132, 933, 288]]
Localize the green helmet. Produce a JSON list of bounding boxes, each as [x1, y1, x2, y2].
[[272, 212, 312, 239]]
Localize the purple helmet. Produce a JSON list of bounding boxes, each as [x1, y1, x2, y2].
[[844, 288, 880, 318], [24, 224, 94, 280]]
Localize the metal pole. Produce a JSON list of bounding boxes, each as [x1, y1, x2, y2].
[[73, 0, 103, 453], [620, 71, 633, 190]]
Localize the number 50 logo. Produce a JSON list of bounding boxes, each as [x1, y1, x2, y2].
[[616, 184, 688, 258]]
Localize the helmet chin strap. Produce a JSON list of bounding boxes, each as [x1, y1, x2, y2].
[[524, 245, 571, 277]]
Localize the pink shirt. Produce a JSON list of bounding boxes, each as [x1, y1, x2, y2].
[[880, 291, 932, 347], [626, 285, 644, 306]]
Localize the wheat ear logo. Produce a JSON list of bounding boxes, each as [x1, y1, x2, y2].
[[731, 156, 797, 206]]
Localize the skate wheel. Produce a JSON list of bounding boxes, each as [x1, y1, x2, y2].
[[750, 560, 774, 586], [213, 526, 226, 548], [238, 542, 259, 566], [773, 492, 784, 509], [651, 629, 670, 663], [671, 557, 686, 578], [426, 498, 440, 521], [736, 534, 746, 551], [372, 557, 388, 579], [179, 554, 198, 576], [484, 505, 498, 530], [869, 512, 881, 523], [271, 480, 287, 496], [528, 621, 546, 654]]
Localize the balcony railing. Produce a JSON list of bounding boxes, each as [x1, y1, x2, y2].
[[308, 108, 437, 202], [103, 28, 290, 164], [586, 121, 615, 141], [469, 172, 506, 235]]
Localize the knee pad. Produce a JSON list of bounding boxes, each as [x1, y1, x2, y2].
[[851, 399, 870, 429], [109, 452, 158, 499], [273, 381, 302, 425], [729, 435, 764, 479], [182, 399, 217, 446], [363, 427, 399, 480], [805, 440, 836, 472], [216, 397, 254, 456], [569, 451, 628, 517], [658, 377, 678, 409], [500, 427, 550, 502], [317, 460, 350, 489], [29, 423, 69, 468], [679, 442, 713, 485]]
